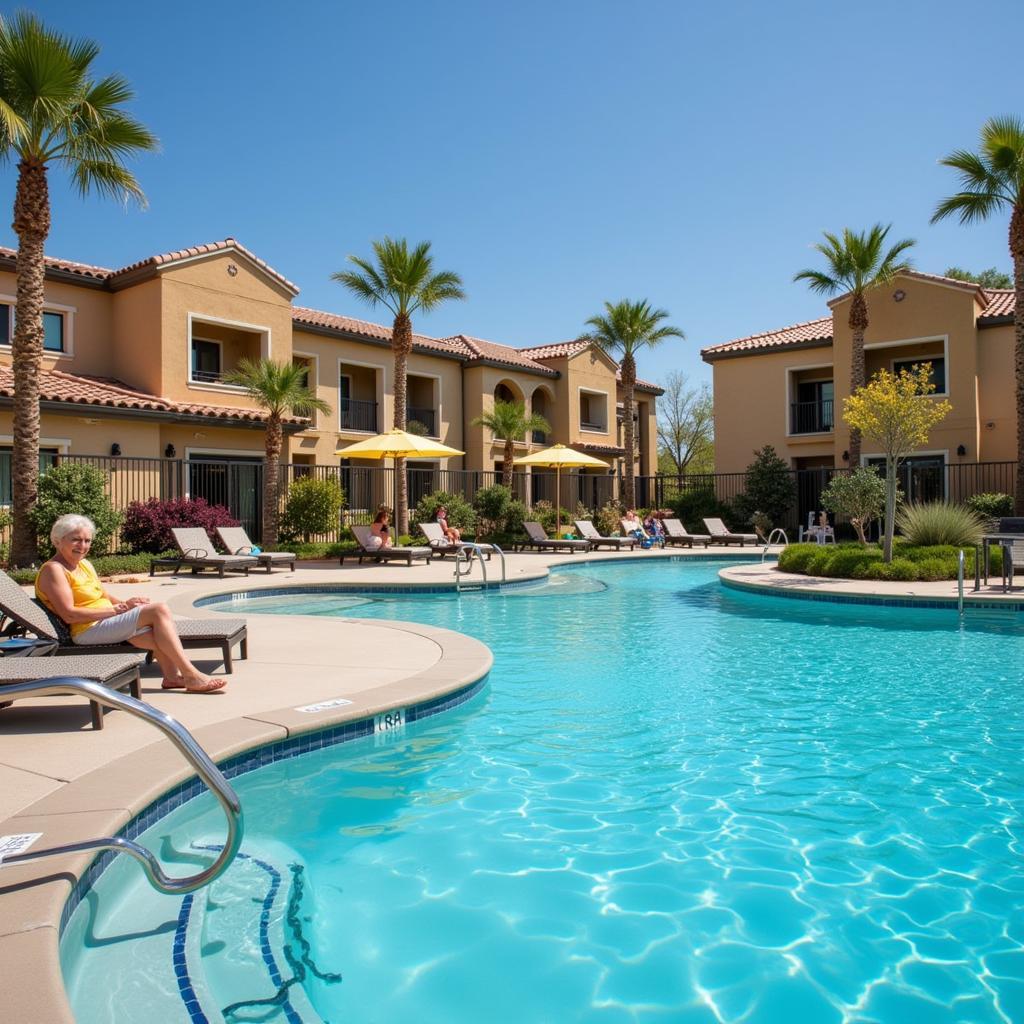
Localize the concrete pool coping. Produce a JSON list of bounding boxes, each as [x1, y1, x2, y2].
[[0, 544, 761, 1022]]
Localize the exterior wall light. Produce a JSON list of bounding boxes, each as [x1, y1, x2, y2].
[[110, 443, 122, 457], [957, 444, 967, 457], [841, 450, 850, 462], [164, 443, 176, 458]]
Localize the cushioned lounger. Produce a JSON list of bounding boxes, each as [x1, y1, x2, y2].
[[661, 519, 712, 547], [573, 520, 636, 550], [702, 517, 760, 546], [151, 528, 258, 578], [0, 569, 248, 673], [342, 525, 433, 565], [0, 653, 147, 730], [516, 522, 591, 553], [216, 526, 296, 573], [418, 521, 494, 560]]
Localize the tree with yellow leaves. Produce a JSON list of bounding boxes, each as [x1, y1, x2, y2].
[[843, 365, 951, 562]]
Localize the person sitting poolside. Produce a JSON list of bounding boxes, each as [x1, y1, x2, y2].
[[622, 509, 643, 535], [436, 505, 461, 543], [365, 509, 394, 551], [643, 512, 667, 549], [35, 514, 225, 693]]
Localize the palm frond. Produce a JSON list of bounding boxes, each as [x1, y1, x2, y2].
[[793, 269, 840, 294], [68, 159, 146, 205]]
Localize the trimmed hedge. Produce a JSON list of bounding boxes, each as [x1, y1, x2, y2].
[[778, 541, 999, 582]]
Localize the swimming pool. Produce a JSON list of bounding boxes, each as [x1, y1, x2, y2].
[[62, 560, 1024, 1023]]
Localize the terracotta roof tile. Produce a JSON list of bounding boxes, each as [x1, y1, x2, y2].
[[0, 245, 113, 280], [980, 289, 1015, 319], [702, 316, 833, 360], [519, 340, 589, 360], [0, 366, 306, 425], [291, 307, 469, 357], [453, 334, 558, 375], [110, 238, 299, 294]]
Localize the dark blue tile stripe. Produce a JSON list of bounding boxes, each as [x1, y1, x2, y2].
[[173, 894, 210, 1024], [59, 675, 488, 935]]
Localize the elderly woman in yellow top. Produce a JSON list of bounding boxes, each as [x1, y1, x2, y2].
[[35, 514, 225, 693]]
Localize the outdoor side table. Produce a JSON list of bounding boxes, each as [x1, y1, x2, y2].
[[977, 533, 1024, 592]]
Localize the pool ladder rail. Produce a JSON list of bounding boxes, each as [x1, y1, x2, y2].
[[454, 543, 506, 592], [0, 677, 242, 895], [761, 528, 789, 562]]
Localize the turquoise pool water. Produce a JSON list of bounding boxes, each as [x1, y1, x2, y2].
[[63, 561, 1024, 1023]]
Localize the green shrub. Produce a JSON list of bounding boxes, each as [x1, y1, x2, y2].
[[667, 488, 730, 532], [29, 463, 122, 557], [503, 498, 527, 537], [594, 499, 623, 537], [777, 543, 820, 574], [412, 491, 477, 534], [778, 539, 981, 581], [531, 500, 573, 537], [473, 484, 511, 533], [897, 501, 984, 547], [732, 445, 796, 528], [280, 475, 345, 542], [965, 492, 1014, 522], [821, 467, 887, 544]]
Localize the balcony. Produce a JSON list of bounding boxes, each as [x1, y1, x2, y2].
[[790, 399, 833, 435], [406, 406, 436, 437], [339, 398, 378, 432], [532, 429, 547, 444]]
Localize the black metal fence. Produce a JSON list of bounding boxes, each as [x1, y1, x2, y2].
[[3, 452, 1018, 546]]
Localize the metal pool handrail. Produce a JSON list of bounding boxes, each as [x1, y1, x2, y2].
[[0, 677, 243, 895], [762, 528, 789, 562], [958, 549, 965, 617], [454, 543, 506, 592]]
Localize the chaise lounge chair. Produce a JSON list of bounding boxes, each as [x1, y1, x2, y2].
[[216, 526, 297, 573], [418, 521, 494, 560], [342, 525, 433, 566], [662, 519, 712, 548], [702, 517, 760, 546], [0, 569, 249, 673], [150, 528, 259, 578], [573, 520, 637, 551], [516, 522, 591, 554], [0, 653, 146, 730]]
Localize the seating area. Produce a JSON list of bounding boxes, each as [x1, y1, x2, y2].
[[150, 528, 259, 577], [418, 521, 495, 560], [216, 527, 297, 573], [516, 522, 591, 553], [573, 521, 637, 550], [702, 518, 760, 546], [342, 525, 433, 565]]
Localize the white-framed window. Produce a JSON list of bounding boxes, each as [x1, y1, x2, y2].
[[578, 388, 609, 432], [292, 350, 320, 429], [891, 356, 946, 396], [190, 337, 223, 383], [0, 297, 75, 355]]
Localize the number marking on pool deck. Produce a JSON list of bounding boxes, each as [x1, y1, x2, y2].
[[295, 698, 354, 714], [374, 708, 407, 745], [0, 832, 42, 863]]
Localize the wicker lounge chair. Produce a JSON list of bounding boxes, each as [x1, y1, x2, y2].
[[0, 570, 248, 672], [662, 519, 712, 547], [516, 522, 591, 553], [150, 528, 258, 578], [342, 525, 433, 565], [702, 517, 760, 546], [573, 520, 636, 550], [418, 521, 494, 560], [216, 526, 296, 573], [0, 653, 146, 730]]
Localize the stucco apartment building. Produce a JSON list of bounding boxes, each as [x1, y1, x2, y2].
[[701, 270, 1016, 517], [0, 238, 660, 522]]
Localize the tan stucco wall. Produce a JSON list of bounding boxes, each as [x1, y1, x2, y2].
[[976, 324, 1015, 462], [111, 278, 162, 395], [564, 348, 618, 448], [0, 412, 161, 458]]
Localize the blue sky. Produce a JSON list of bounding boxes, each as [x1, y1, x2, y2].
[[5, 1, 1021, 387]]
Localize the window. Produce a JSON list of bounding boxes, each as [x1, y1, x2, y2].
[[43, 311, 64, 352], [191, 339, 221, 383], [579, 391, 607, 431], [0, 448, 59, 504], [791, 380, 834, 434], [0, 305, 66, 351], [892, 357, 945, 395]]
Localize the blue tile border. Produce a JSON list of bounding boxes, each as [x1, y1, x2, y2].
[[58, 674, 488, 936], [720, 574, 1024, 613]]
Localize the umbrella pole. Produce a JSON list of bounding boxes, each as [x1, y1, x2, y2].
[[555, 466, 561, 537]]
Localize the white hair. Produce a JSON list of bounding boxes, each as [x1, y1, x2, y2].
[[51, 514, 96, 547]]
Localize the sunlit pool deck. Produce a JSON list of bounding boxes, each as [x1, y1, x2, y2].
[[3, 546, 1020, 1021]]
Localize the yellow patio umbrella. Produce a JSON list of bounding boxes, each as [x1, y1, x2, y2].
[[335, 428, 465, 528], [513, 443, 609, 537]]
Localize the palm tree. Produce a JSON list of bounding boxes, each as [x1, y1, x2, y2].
[[472, 400, 551, 489], [333, 238, 464, 534], [583, 299, 684, 510], [794, 225, 915, 467], [223, 359, 331, 547], [932, 116, 1024, 511], [0, 13, 157, 566]]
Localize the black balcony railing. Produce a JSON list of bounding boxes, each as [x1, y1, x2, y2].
[[191, 368, 230, 384], [406, 406, 436, 436], [790, 399, 833, 435], [339, 398, 378, 432]]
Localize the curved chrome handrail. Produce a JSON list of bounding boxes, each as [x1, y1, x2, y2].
[[453, 543, 508, 592], [0, 677, 243, 895], [762, 528, 789, 562], [957, 548, 965, 617]]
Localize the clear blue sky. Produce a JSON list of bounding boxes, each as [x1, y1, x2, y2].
[[5, 1, 1021, 387]]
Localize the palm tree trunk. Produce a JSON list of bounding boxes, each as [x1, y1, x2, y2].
[[392, 312, 412, 534], [1012, 204, 1024, 514], [262, 414, 283, 547], [848, 294, 868, 470], [503, 439, 514, 489], [621, 356, 637, 509], [10, 160, 51, 567]]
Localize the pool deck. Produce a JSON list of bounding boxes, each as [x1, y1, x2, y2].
[[4, 544, 1017, 1021]]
